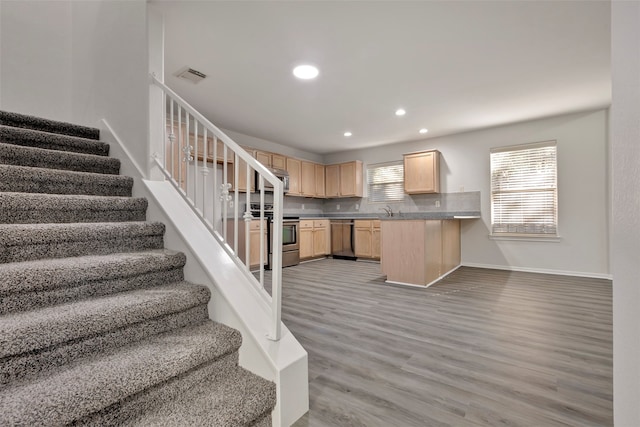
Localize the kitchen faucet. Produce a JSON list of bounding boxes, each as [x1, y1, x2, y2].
[[380, 205, 393, 217]]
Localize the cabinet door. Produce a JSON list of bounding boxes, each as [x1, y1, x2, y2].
[[228, 156, 255, 193], [354, 227, 372, 258], [325, 164, 340, 197], [315, 164, 325, 198], [300, 161, 316, 197], [286, 158, 302, 196], [300, 228, 314, 259], [271, 154, 286, 170], [372, 226, 381, 260], [255, 151, 271, 168], [339, 161, 363, 197], [313, 221, 328, 256], [404, 151, 440, 194]]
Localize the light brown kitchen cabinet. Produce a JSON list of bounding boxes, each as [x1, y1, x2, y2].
[[403, 150, 440, 194], [255, 150, 287, 171], [299, 220, 314, 259], [228, 219, 267, 270], [372, 222, 381, 259], [325, 165, 340, 197], [255, 151, 271, 168], [313, 220, 329, 257], [380, 219, 460, 286], [272, 154, 286, 170], [286, 158, 302, 196], [299, 219, 330, 259], [315, 164, 325, 198], [354, 219, 381, 260], [324, 161, 363, 198], [300, 161, 316, 197], [227, 148, 255, 193]]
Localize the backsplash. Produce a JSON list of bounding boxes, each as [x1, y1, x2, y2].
[[321, 191, 481, 216], [248, 190, 480, 216]]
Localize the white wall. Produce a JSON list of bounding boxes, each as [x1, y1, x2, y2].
[[0, 0, 149, 171], [611, 2, 640, 425], [0, 1, 74, 121], [324, 109, 609, 277], [70, 0, 149, 171]]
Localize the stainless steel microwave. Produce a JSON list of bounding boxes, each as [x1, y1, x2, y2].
[[257, 167, 289, 194]]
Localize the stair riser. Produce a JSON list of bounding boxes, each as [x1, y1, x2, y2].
[[73, 352, 240, 427], [0, 236, 164, 263], [0, 125, 106, 155], [1, 305, 210, 386], [0, 143, 119, 174], [0, 208, 146, 224], [0, 111, 100, 140], [1, 267, 184, 315]]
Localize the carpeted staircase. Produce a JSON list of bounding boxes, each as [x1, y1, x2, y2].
[[0, 111, 276, 426]]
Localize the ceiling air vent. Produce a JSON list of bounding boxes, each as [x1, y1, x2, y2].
[[175, 67, 207, 84]]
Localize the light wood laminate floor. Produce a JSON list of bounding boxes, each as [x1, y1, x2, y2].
[[268, 259, 612, 427]]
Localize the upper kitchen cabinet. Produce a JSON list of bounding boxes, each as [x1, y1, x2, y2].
[[315, 164, 325, 198], [325, 161, 363, 198], [227, 147, 255, 193], [300, 161, 326, 198], [286, 157, 302, 196], [255, 150, 287, 170], [403, 150, 440, 194]]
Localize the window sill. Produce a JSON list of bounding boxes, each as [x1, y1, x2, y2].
[[489, 234, 561, 242]]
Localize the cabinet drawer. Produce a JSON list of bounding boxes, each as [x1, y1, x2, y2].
[[300, 220, 314, 229], [314, 220, 328, 228], [372, 220, 381, 229], [249, 220, 266, 231], [354, 220, 372, 228]]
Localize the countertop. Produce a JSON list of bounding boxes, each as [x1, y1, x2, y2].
[[296, 212, 481, 220]]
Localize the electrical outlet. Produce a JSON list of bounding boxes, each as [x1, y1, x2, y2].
[[435, 200, 441, 208], [355, 203, 359, 210], [337, 204, 340, 210], [301, 204, 305, 210]]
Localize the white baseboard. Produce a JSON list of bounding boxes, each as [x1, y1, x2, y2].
[[461, 262, 612, 280]]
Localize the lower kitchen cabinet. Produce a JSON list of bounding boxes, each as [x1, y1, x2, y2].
[[228, 219, 267, 269], [300, 219, 330, 259], [380, 219, 460, 286], [354, 220, 381, 260]]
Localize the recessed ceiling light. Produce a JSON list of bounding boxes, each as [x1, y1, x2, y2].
[[344, 132, 352, 137], [293, 65, 319, 80], [395, 108, 406, 116], [419, 128, 429, 134]]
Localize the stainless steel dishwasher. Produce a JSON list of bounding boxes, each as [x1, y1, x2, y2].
[[330, 220, 356, 259]]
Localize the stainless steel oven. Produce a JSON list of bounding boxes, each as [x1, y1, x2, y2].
[[270, 219, 300, 268], [248, 203, 300, 269]]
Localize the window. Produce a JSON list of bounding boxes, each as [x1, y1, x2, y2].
[[490, 141, 558, 236], [367, 161, 404, 202]]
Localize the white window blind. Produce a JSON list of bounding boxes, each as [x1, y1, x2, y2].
[[367, 161, 404, 202], [490, 141, 558, 236]]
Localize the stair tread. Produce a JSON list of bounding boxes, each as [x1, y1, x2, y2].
[[0, 124, 106, 155], [128, 366, 276, 427], [0, 281, 210, 358], [0, 164, 133, 197], [0, 110, 100, 140], [0, 321, 242, 427], [0, 249, 186, 297], [0, 192, 147, 211], [0, 221, 164, 246], [0, 142, 119, 174]]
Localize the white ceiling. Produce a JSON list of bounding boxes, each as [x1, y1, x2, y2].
[[153, 1, 611, 155]]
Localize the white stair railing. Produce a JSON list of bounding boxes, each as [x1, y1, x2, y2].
[[149, 74, 283, 341]]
